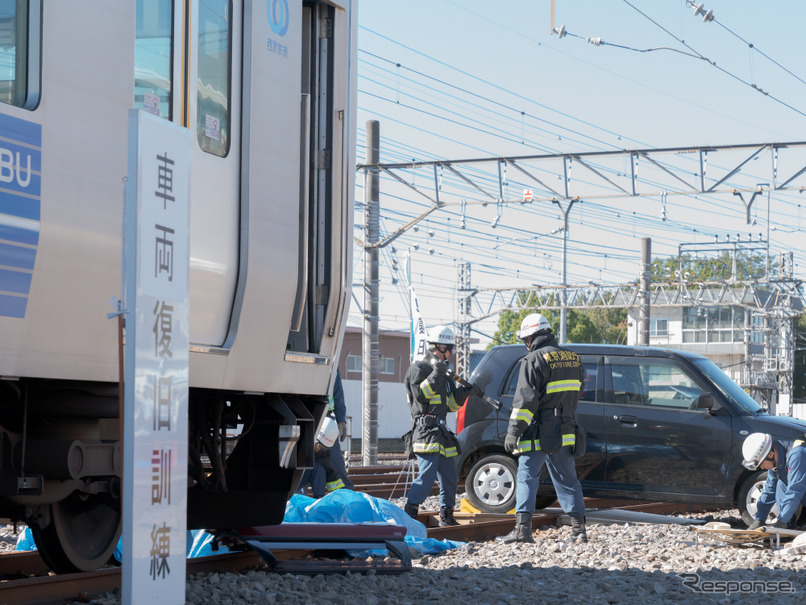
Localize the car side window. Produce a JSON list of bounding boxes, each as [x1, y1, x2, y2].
[[579, 359, 598, 402], [609, 358, 706, 410], [503, 359, 522, 397]]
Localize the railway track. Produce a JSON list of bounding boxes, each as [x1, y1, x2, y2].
[[1, 462, 715, 604]]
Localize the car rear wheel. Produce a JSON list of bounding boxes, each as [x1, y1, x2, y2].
[[465, 454, 517, 513]]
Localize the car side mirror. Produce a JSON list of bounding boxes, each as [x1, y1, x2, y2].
[[696, 393, 714, 410]]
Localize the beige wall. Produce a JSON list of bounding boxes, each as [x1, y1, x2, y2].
[[338, 327, 410, 383]]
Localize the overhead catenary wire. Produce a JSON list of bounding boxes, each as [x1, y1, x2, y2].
[[354, 12, 806, 336]]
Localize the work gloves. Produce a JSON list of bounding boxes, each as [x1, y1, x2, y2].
[[471, 383, 485, 398], [747, 519, 762, 531], [430, 357, 448, 375], [338, 422, 347, 442], [505, 433, 519, 454]]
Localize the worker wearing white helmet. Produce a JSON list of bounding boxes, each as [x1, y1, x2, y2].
[[742, 432, 806, 530], [296, 416, 346, 498], [402, 324, 484, 527], [500, 312, 587, 544]]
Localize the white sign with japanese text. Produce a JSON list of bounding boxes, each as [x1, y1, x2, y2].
[[123, 110, 190, 604], [410, 285, 428, 362]]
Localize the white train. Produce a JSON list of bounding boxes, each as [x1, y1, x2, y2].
[[0, 0, 356, 573]]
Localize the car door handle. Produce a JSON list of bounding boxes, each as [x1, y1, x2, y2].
[[614, 415, 638, 424]]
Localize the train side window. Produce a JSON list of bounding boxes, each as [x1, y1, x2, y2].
[[197, 0, 231, 157], [135, 0, 173, 119], [0, 0, 41, 109]]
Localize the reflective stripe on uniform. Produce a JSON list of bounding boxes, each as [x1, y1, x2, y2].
[[513, 438, 538, 454], [326, 478, 345, 492], [513, 433, 575, 455], [546, 379, 582, 394], [413, 441, 458, 457], [446, 392, 459, 412], [421, 380, 438, 401], [510, 407, 534, 424]]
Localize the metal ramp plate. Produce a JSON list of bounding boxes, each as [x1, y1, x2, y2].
[[236, 523, 412, 573]]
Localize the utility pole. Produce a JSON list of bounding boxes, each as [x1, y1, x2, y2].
[[638, 238, 651, 346], [362, 121, 379, 465]]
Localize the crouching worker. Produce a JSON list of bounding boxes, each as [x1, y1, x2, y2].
[[742, 432, 806, 530], [297, 416, 346, 498], [500, 313, 587, 544], [402, 325, 482, 527]]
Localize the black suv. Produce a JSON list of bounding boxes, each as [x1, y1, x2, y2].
[[456, 343, 806, 524]]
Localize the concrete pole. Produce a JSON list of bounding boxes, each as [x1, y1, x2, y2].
[[639, 238, 651, 346], [362, 121, 379, 465]]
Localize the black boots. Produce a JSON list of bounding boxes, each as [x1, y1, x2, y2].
[[439, 507, 459, 527], [570, 515, 588, 543], [404, 502, 419, 519], [499, 512, 535, 544]]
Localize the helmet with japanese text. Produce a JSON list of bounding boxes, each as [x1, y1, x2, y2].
[[516, 313, 552, 341], [742, 432, 773, 470], [427, 324, 456, 347], [316, 416, 339, 448]]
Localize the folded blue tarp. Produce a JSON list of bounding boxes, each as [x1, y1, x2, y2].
[[284, 490, 465, 555]]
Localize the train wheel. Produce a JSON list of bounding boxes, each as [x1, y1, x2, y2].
[[30, 493, 121, 574]]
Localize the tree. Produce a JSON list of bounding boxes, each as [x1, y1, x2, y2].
[[652, 251, 770, 283], [491, 298, 627, 348], [489, 250, 770, 351], [794, 315, 806, 402]]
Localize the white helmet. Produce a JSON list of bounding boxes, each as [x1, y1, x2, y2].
[[427, 324, 456, 347], [316, 416, 339, 448], [517, 313, 552, 341], [742, 433, 773, 470]]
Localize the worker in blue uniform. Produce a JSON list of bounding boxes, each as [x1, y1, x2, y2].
[[328, 369, 354, 491], [742, 432, 806, 530], [297, 416, 344, 498]]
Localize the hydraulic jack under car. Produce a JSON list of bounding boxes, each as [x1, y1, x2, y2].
[[222, 523, 412, 573]]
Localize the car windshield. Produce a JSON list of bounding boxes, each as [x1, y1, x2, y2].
[[691, 358, 763, 414]]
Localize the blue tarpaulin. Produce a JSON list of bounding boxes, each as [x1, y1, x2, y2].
[[16, 490, 463, 559]]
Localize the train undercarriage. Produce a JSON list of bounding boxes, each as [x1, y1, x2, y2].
[[0, 377, 323, 573]]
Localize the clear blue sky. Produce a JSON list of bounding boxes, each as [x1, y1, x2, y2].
[[349, 0, 806, 346]]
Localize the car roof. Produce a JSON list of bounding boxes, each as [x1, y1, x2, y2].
[[488, 342, 710, 361]]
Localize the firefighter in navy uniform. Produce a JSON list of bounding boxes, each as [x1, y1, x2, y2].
[[402, 325, 483, 527], [500, 313, 588, 544]]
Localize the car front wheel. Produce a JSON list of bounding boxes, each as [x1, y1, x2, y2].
[[738, 470, 803, 527], [738, 471, 779, 526], [465, 454, 518, 514]]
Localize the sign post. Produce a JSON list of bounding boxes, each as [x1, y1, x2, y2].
[[122, 110, 191, 604]]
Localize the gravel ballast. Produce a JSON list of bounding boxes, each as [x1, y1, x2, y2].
[[3, 503, 805, 604]]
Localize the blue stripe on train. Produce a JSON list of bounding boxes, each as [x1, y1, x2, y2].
[[0, 242, 36, 269], [0, 113, 41, 319], [0, 293, 27, 318], [0, 268, 32, 294], [0, 220, 39, 246]]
